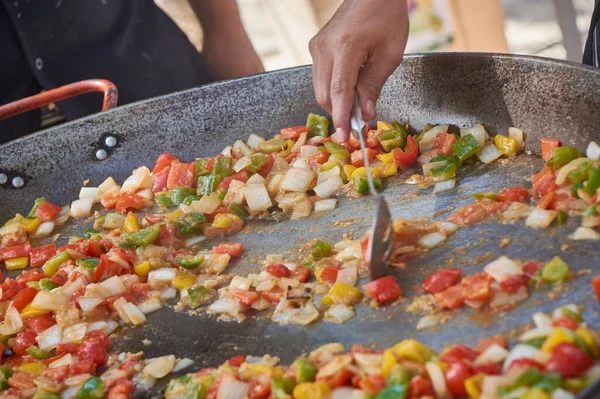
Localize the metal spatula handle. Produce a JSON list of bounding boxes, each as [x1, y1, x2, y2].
[[350, 94, 378, 197]]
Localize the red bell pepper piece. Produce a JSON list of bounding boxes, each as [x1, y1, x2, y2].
[[541, 138, 560, 162], [0, 241, 32, 261], [167, 161, 196, 190], [30, 243, 57, 267], [152, 153, 179, 174], [34, 201, 63, 222]]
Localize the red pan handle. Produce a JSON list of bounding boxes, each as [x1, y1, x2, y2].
[[0, 79, 118, 120]]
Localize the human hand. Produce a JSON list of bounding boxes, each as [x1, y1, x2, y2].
[[309, 0, 409, 142]]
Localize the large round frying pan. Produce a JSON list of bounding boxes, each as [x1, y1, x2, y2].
[[1, 53, 600, 398]]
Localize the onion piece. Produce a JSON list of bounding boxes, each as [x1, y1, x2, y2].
[[99, 276, 126, 296], [31, 291, 67, 311], [243, 184, 272, 212], [291, 158, 311, 169], [324, 304, 355, 324], [314, 199, 337, 212], [503, 202, 532, 222], [508, 127, 524, 152], [519, 327, 553, 341], [62, 323, 87, 343], [37, 324, 63, 351], [268, 156, 290, 176], [247, 134, 265, 150], [416, 314, 443, 330], [425, 362, 448, 399], [290, 199, 312, 220], [148, 268, 176, 284], [336, 267, 357, 286], [460, 124, 489, 149], [474, 343, 509, 365], [79, 187, 99, 201], [582, 215, 599, 228], [209, 298, 243, 314], [144, 355, 176, 379], [290, 302, 319, 326], [34, 221, 55, 238], [532, 312, 553, 329], [525, 208, 556, 228], [300, 145, 319, 160], [332, 387, 366, 399], [230, 276, 252, 291], [208, 253, 231, 274], [433, 178, 456, 193], [77, 297, 103, 313], [503, 344, 548, 372], [477, 144, 503, 164], [195, 195, 220, 214], [221, 145, 232, 157], [173, 358, 195, 373], [555, 158, 590, 185], [49, 353, 71, 369], [291, 132, 308, 153], [418, 232, 446, 249], [103, 213, 125, 229], [122, 302, 147, 325], [233, 155, 252, 173], [281, 168, 315, 193], [587, 141, 600, 160], [138, 297, 163, 314], [223, 180, 246, 206], [317, 354, 353, 379], [483, 256, 523, 282], [70, 198, 94, 219], [247, 173, 266, 185], [569, 227, 600, 240], [217, 375, 249, 399], [121, 166, 152, 193], [552, 388, 576, 399], [419, 124, 449, 153], [422, 161, 448, 177], [97, 177, 119, 197], [54, 205, 71, 226], [233, 140, 252, 157], [314, 176, 344, 198]]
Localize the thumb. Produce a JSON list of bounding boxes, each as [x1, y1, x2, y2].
[[356, 49, 403, 121]]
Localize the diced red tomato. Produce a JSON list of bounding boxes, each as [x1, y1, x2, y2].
[[364, 276, 403, 305], [499, 275, 528, 294], [546, 343, 593, 378], [100, 191, 120, 209], [258, 154, 276, 176], [359, 234, 370, 267], [434, 285, 465, 310], [131, 283, 152, 299], [523, 261, 543, 278], [476, 335, 508, 354], [1, 278, 22, 301], [280, 126, 311, 139], [212, 243, 243, 257], [231, 290, 259, 306], [266, 264, 291, 278], [356, 373, 386, 394], [8, 370, 36, 390], [537, 191, 556, 210], [13, 331, 37, 356], [319, 265, 341, 284], [0, 241, 31, 261], [308, 150, 329, 166], [365, 129, 381, 148], [218, 171, 249, 190], [50, 270, 69, 286], [41, 365, 70, 382], [593, 276, 600, 302], [392, 136, 419, 167], [167, 161, 196, 190], [422, 268, 462, 294], [508, 358, 545, 372], [34, 201, 62, 222], [541, 138, 560, 162], [78, 331, 110, 367], [115, 194, 146, 213], [432, 132, 457, 155], [409, 376, 435, 398], [351, 345, 376, 354], [15, 269, 44, 284], [29, 243, 57, 268], [226, 355, 246, 367], [108, 378, 135, 399], [24, 314, 55, 334], [532, 166, 558, 197], [205, 156, 219, 171], [445, 360, 472, 396], [440, 344, 478, 364], [552, 317, 578, 331], [92, 254, 122, 283], [56, 342, 81, 355], [350, 148, 379, 168], [261, 288, 285, 303], [151, 166, 170, 194], [70, 358, 97, 375], [460, 273, 493, 301], [291, 267, 311, 283], [12, 287, 38, 312], [152, 153, 179, 174], [498, 187, 529, 203], [348, 134, 360, 150], [473, 362, 502, 375], [248, 379, 271, 399]]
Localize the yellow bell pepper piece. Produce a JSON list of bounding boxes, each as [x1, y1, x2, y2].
[[343, 164, 357, 179], [377, 152, 395, 165], [238, 363, 274, 379], [6, 214, 25, 226], [391, 339, 435, 364], [320, 160, 341, 172], [521, 388, 550, 399], [167, 209, 184, 222], [21, 304, 50, 318], [465, 373, 485, 399], [351, 166, 382, 180], [172, 273, 197, 290], [541, 328, 573, 353], [494, 134, 518, 156], [123, 212, 140, 233], [576, 328, 598, 357], [377, 121, 393, 131], [17, 361, 46, 376], [5, 256, 29, 271], [20, 217, 42, 234], [381, 349, 397, 376], [292, 382, 331, 399], [321, 282, 362, 306], [279, 139, 295, 157], [379, 162, 398, 178], [212, 213, 241, 229], [134, 261, 151, 278]]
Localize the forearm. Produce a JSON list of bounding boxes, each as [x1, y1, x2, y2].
[[189, 0, 264, 80]]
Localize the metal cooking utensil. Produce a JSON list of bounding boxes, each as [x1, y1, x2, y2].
[[350, 94, 394, 281]]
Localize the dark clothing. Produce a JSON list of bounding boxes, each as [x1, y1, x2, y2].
[[0, 0, 215, 144], [584, 0, 600, 67]]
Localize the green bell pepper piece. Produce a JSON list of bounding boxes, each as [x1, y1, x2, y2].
[[414, 123, 434, 144], [26, 345, 51, 359], [194, 158, 211, 176], [172, 187, 198, 205], [472, 192, 498, 201], [217, 190, 227, 201], [176, 212, 207, 236], [583, 204, 599, 216], [387, 364, 411, 386], [548, 146, 581, 169], [187, 286, 212, 308], [245, 154, 269, 174], [584, 167, 600, 195], [568, 161, 592, 184], [525, 337, 546, 349], [197, 175, 221, 196], [380, 138, 404, 153], [511, 368, 542, 390], [312, 240, 332, 260], [560, 306, 582, 322], [0, 379, 8, 392], [452, 134, 481, 161], [27, 198, 47, 219], [541, 256, 570, 283], [213, 156, 232, 178], [176, 254, 205, 269], [33, 390, 60, 399], [83, 229, 100, 239], [375, 385, 408, 399], [42, 251, 72, 277], [431, 154, 462, 168], [183, 382, 207, 399], [39, 278, 59, 291], [392, 120, 410, 150], [76, 258, 100, 270], [229, 204, 250, 219], [155, 192, 177, 208], [353, 175, 383, 194], [306, 113, 330, 137], [166, 375, 191, 393], [571, 182, 584, 198], [93, 216, 106, 230], [557, 210, 568, 225], [259, 137, 287, 154], [74, 377, 106, 399], [293, 358, 316, 383], [183, 195, 201, 206], [324, 142, 350, 160], [69, 236, 83, 243], [431, 163, 457, 182], [378, 126, 408, 152], [26, 281, 40, 289], [0, 367, 13, 380], [126, 224, 161, 247], [271, 378, 294, 399], [533, 372, 562, 390], [563, 378, 588, 393]]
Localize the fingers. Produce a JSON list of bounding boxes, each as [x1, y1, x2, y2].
[[309, 38, 333, 114], [356, 47, 404, 121], [330, 44, 363, 142]]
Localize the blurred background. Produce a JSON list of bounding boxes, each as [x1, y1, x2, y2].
[[155, 0, 594, 71]]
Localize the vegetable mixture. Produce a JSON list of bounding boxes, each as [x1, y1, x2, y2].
[[0, 113, 598, 398]]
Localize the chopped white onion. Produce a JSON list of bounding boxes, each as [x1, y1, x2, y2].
[[439, 221, 459, 234], [268, 156, 290, 176], [87, 320, 108, 332], [477, 143, 503, 164], [461, 124, 489, 149], [247, 134, 265, 150], [138, 297, 163, 314], [553, 304, 580, 319], [77, 297, 103, 313], [418, 232, 446, 249], [34, 221, 55, 238], [300, 145, 319, 160], [416, 314, 443, 330], [233, 140, 252, 157], [417, 151, 437, 165], [54, 205, 71, 226], [217, 375, 249, 399], [503, 202, 532, 222], [143, 355, 176, 379], [532, 312, 553, 329], [70, 198, 94, 219], [103, 212, 125, 229], [354, 353, 384, 375], [221, 145, 232, 157], [62, 323, 87, 343], [569, 226, 600, 240], [483, 256, 523, 282], [314, 199, 338, 212], [208, 253, 231, 274], [587, 141, 600, 160], [209, 297, 243, 314], [425, 362, 448, 399], [307, 136, 326, 145], [230, 276, 252, 291], [508, 127, 524, 152], [324, 304, 355, 324], [60, 276, 87, 297], [422, 161, 448, 177], [317, 354, 353, 379], [31, 291, 67, 311], [474, 343, 509, 365], [97, 177, 119, 197], [433, 178, 456, 193], [314, 175, 344, 198], [519, 327, 553, 342], [555, 158, 589, 185], [243, 184, 272, 212], [290, 199, 312, 220], [290, 302, 320, 326], [122, 302, 147, 325], [99, 275, 126, 296], [173, 358, 195, 373], [336, 267, 357, 286], [419, 124, 449, 153], [79, 187, 99, 201], [233, 155, 252, 173], [525, 208, 556, 228], [223, 180, 246, 206], [49, 353, 72, 369], [161, 287, 177, 300], [148, 268, 176, 284], [281, 168, 315, 193], [291, 132, 308, 153], [291, 158, 311, 169], [332, 387, 366, 399], [121, 166, 152, 193], [503, 344, 547, 372], [137, 188, 153, 201], [552, 388, 575, 399], [247, 173, 266, 185], [113, 297, 131, 323], [582, 215, 600, 228], [195, 194, 221, 214], [37, 324, 63, 351]]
